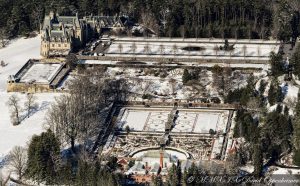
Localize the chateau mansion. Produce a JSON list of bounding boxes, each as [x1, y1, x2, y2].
[[40, 11, 124, 57]]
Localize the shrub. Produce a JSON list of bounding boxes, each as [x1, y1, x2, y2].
[[211, 65, 223, 74], [293, 149, 300, 166], [142, 94, 153, 99]]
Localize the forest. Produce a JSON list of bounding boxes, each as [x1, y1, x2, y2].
[[0, 0, 300, 40]]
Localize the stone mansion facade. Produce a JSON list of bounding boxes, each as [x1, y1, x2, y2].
[[40, 11, 124, 57]]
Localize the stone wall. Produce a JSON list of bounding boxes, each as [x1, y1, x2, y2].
[[41, 40, 71, 57], [77, 55, 268, 64], [7, 82, 54, 93]]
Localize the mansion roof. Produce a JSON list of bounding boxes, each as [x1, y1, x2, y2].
[[41, 11, 123, 42]]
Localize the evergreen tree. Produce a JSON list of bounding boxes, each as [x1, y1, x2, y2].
[[182, 69, 191, 84], [167, 163, 179, 186], [268, 81, 276, 105], [176, 161, 182, 184], [262, 110, 293, 157], [153, 175, 163, 186], [107, 156, 118, 171], [76, 160, 92, 185], [224, 39, 229, 50], [26, 129, 60, 184], [182, 169, 188, 186], [0, 0, 297, 40], [293, 96, 300, 150], [293, 149, 300, 166], [92, 160, 101, 184], [58, 159, 75, 185], [66, 53, 78, 69], [276, 104, 283, 113], [270, 52, 284, 77], [292, 45, 300, 76], [187, 162, 196, 177], [258, 80, 267, 96], [284, 106, 289, 116], [253, 143, 263, 177]]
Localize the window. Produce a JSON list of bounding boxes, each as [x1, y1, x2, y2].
[[58, 44, 61, 47], [65, 44, 67, 47], [52, 44, 54, 47]]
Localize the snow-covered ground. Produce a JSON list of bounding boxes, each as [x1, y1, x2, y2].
[[105, 38, 279, 61], [269, 167, 300, 186], [114, 37, 280, 44], [0, 92, 58, 157], [107, 43, 277, 58], [192, 111, 227, 133], [0, 36, 41, 91], [0, 36, 60, 178], [119, 108, 229, 133], [20, 63, 62, 84], [283, 83, 299, 106], [80, 59, 271, 69]]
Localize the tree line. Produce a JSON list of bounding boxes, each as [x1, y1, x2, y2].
[[0, 0, 300, 41]]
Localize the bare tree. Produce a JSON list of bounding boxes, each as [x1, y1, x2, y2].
[[242, 45, 247, 58], [160, 9, 169, 30], [9, 146, 27, 180], [159, 44, 165, 55], [142, 81, 154, 94], [32, 3, 44, 32], [289, 0, 300, 12], [46, 94, 81, 152], [213, 45, 219, 59], [229, 50, 233, 59], [247, 97, 261, 113], [223, 67, 233, 95], [172, 44, 178, 55], [127, 2, 135, 16], [6, 94, 21, 125], [131, 42, 137, 54], [118, 43, 123, 54], [0, 28, 7, 48], [140, 10, 158, 35], [187, 44, 191, 56], [0, 172, 10, 186], [212, 69, 224, 91], [66, 53, 78, 69], [169, 78, 177, 95], [144, 43, 151, 54], [24, 93, 38, 118], [0, 60, 5, 67], [285, 97, 297, 109], [180, 25, 185, 39], [225, 152, 239, 174], [126, 29, 132, 37], [257, 46, 261, 57], [46, 72, 129, 152]]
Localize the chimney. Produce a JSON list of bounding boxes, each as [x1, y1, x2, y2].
[[160, 151, 163, 168]]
